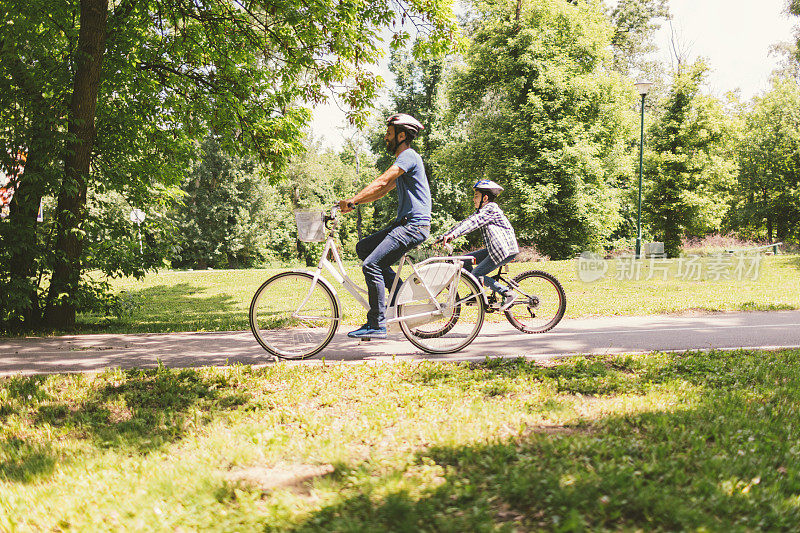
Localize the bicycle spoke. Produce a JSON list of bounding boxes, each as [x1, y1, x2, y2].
[[399, 270, 484, 353], [504, 270, 566, 334], [250, 272, 339, 359]]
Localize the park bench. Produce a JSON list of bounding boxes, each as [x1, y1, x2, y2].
[[724, 242, 782, 255]]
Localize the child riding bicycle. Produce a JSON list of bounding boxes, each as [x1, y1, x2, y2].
[[440, 179, 519, 310]]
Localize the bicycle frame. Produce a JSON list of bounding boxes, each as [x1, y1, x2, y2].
[[295, 207, 484, 328]]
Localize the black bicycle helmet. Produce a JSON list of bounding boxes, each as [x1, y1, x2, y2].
[[386, 113, 424, 141]]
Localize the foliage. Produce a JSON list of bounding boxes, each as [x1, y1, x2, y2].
[[791, 0, 800, 60], [367, 46, 455, 234], [168, 138, 271, 270], [279, 138, 379, 264], [0, 0, 457, 331], [605, 0, 670, 76], [163, 135, 381, 269], [83, 190, 177, 278], [729, 77, 800, 243], [438, 0, 635, 258], [644, 61, 737, 257]]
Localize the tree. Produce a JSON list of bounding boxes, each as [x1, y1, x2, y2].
[[169, 137, 271, 269], [438, 0, 635, 258], [0, 0, 457, 331], [731, 78, 800, 242], [606, 0, 669, 76], [645, 61, 737, 257]]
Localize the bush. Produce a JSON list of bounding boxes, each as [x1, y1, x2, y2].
[[681, 233, 769, 256], [514, 246, 550, 262]]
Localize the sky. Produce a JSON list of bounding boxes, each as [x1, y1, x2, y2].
[[310, 0, 798, 150], [652, 0, 796, 98]]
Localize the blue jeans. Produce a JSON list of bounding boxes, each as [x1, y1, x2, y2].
[[464, 248, 517, 294], [356, 221, 430, 328]]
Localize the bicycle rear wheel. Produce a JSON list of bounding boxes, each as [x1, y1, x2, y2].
[[504, 270, 566, 334], [249, 271, 339, 359], [399, 271, 484, 354]]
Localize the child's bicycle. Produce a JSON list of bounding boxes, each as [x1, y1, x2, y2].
[[249, 205, 487, 359], [482, 263, 566, 334], [429, 238, 567, 334]]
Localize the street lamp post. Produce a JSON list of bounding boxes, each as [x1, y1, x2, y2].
[[634, 81, 652, 259]]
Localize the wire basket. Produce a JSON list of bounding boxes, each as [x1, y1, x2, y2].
[[293, 209, 326, 242]]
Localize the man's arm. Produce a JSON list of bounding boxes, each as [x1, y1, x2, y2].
[[339, 165, 404, 213]]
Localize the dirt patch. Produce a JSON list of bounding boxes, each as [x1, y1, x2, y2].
[[493, 499, 528, 527], [225, 463, 335, 492], [524, 424, 594, 437], [107, 404, 133, 423]]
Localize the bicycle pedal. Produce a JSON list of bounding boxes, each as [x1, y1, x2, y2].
[[359, 337, 372, 342]]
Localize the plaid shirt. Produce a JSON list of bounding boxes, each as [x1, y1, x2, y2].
[[446, 202, 519, 264]]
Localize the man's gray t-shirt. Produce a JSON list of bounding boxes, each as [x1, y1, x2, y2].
[[394, 148, 431, 225]]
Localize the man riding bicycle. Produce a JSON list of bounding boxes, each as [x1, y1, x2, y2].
[[339, 113, 431, 339]]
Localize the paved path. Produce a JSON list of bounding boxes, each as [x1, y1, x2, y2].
[[2, 311, 800, 376]]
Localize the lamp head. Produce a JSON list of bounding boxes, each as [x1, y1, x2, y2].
[[635, 81, 653, 96]]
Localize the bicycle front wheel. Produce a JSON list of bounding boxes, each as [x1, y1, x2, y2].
[[249, 271, 339, 359], [399, 271, 484, 354], [504, 270, 566, 334]]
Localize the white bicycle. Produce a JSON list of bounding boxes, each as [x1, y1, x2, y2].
[[249, 205, 486, 359]]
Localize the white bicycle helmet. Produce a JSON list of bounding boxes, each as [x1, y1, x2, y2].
[[473, 179, 504, 196], [386, 113, 424, 140]]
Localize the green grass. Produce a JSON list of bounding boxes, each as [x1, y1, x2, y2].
[[73, 254, 800, 334], [3, 350, 800, 530]]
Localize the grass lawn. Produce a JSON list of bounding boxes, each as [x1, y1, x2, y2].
[[74, 254, 800, 334], [3, 350, 800, 531]]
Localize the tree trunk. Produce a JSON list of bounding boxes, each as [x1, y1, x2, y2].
[[776, 218, 787, 243], [0, 37, 61, 330], [44, 0, 108, 330], [5, 155, 45, 329]]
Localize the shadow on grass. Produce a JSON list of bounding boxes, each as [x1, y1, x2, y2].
[[77, 283, 246, 333], [406, 349, 795, 398], [1, 367, 253, 483], [283, 352, 800, 531], [0, 436, 59, 483], [787, 254, 800, 272], [0, 376, 59, 483], [405, 355, 656, 397], [43, 367, 252, 451]]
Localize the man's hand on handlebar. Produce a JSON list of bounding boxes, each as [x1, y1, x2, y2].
[[338, 199, 357, 214], [440, 233, 454, 245]]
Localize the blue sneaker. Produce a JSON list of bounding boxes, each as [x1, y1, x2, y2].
[[347, 324, 387, 339]]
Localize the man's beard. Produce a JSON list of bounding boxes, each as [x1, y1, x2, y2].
[[386, 136, 397, 155]]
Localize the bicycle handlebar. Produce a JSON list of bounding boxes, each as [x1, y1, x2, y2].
[[436, 241, 454, 254], [331, 201, 359, 215]]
